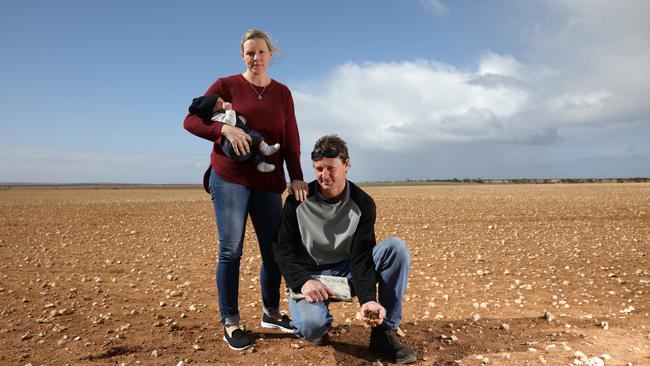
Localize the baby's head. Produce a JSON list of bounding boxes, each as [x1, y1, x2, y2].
[[215, 96, 232, 111]]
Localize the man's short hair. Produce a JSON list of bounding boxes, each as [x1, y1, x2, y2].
[[312, 134, 349, 162]]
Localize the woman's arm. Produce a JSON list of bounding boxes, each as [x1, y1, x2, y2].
[[183, 81, 225, 143], [282, 89, 303, 182], [282, 88, 308, 199]]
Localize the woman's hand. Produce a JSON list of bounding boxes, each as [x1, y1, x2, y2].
[[287, 180, 308, 201], [221, 124, 251, 156]]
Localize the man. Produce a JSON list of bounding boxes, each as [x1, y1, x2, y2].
[[274, 135, 416, 364]]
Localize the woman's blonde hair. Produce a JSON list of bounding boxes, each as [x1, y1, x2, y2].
[[240, 28, 281, 56]]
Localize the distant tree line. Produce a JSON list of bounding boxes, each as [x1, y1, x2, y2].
[[367, 177, 650, 186]]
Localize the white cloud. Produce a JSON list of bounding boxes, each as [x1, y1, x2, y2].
[[418, 0, 448, 16], [294, 57, 537, 152], [477, 53, 523, 79]]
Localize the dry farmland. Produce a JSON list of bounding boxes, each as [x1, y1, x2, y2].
[[0, 183, 648, 365]]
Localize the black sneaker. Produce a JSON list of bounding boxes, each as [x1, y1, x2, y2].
[[313, 333, 330, 346], [369, 326, 416, 364], [223, 326, 252, 351], [260, 314, 296, 333]]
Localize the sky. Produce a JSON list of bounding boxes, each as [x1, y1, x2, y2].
[[1, 0, 648, 184]]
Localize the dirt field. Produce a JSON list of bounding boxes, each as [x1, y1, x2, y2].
[[1, 183, 648, 366]]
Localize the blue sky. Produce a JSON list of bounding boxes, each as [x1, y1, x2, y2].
[[1, 0, 648, 183]]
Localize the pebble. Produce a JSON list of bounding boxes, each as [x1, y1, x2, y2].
[[52, 324, 67, 333], [574, 351, 588, 361], [168, 290, 183, 298], [543, 311, 555, 322], [586, 357, 604, 366], [396, 327, 406, 337], [151, 349, 161, 357], [61, 308, 74, 315]]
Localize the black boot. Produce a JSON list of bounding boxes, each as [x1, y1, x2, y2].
[[369, 326, 416, 364]]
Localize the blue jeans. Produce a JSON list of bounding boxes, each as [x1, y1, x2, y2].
[[288, 237, 411, 342], [209, 169, 282, 325]]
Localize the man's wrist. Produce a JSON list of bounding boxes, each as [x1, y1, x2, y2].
[[359, 297, 376, 306]]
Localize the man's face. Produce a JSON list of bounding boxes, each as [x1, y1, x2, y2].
[[313, 157, 350, 199]]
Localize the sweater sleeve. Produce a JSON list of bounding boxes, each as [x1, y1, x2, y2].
[[183, 80, 225, 144], [274, 195, 312, 292], [349, 193, 378, 305], [282, 88, 303, 182]]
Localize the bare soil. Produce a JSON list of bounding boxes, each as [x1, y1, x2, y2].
[[0, 183, 648, 365]]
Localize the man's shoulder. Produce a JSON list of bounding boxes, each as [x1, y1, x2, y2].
[[348, 181, 375, 209], [284, 181, 318, 206]]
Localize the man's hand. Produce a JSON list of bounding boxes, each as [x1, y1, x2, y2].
[[300, 279, 335, 303], [359, 301, 386, 327]]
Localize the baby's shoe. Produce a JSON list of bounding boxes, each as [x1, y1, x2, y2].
[[260, 142, 280, 156], [257, 162, 276, 173]]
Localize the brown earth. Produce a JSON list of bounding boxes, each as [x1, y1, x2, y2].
[[0, 183, 648, 366]]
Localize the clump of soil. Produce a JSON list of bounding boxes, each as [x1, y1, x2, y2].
[[364, 310, 379, 320]]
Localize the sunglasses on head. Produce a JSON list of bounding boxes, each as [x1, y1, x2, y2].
[[311, 149, 342, 160]]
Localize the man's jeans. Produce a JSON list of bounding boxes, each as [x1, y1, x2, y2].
[[209, 169, 283, 325], [288, 237, 411, 342]]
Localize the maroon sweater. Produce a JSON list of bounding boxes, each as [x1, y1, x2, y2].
[[184, 74, 303, 193]]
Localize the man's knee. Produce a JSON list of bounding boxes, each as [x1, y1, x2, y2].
[[291, 304, 330, 342], [380, 237, 411, 267]]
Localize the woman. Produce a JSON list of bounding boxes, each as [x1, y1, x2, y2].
[[183, 29, 308, 351]]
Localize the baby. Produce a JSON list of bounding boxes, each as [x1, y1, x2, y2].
[[189, 94, 280, 172]]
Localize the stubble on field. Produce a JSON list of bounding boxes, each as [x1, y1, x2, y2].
[[0, 183, 648, 365]]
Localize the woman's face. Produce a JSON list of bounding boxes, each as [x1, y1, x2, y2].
[[241, 38, 272, 76]]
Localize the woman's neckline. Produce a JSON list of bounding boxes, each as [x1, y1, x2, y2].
[[240, 73, 272, 88]]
